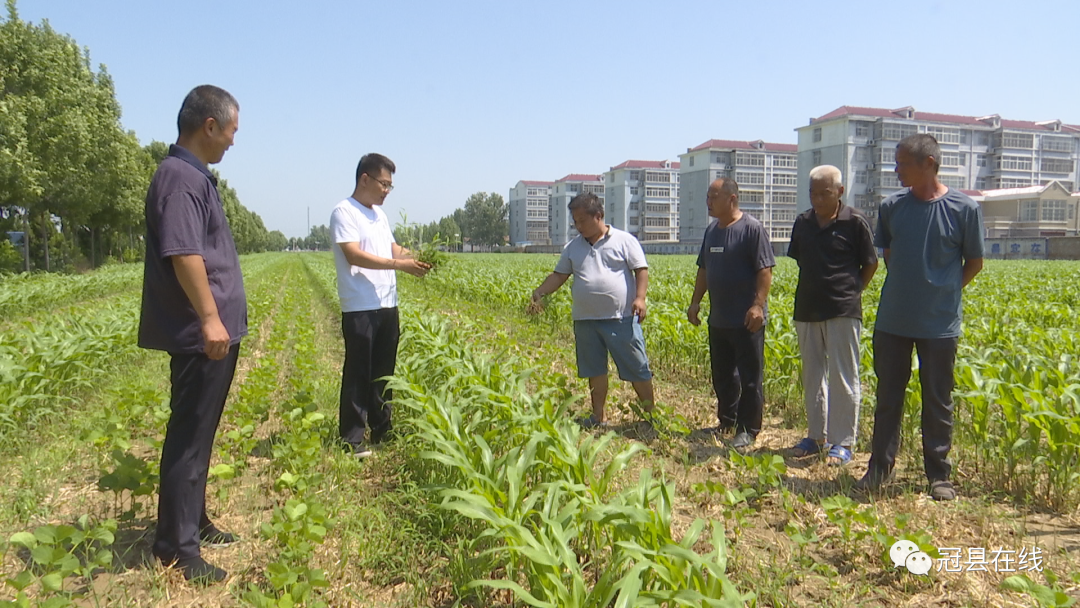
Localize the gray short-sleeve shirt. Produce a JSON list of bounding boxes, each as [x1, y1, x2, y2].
[[554, 226, 648, 321], [874, 187, 985, 339]]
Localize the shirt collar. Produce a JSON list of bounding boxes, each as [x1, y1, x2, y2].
[[168, 144, 218, 186]]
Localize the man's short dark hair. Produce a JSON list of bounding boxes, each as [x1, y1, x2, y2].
[[897, 134, 941, 173], [718, 177, 739, 199], [356, 153, 397, 184], [568, 192, 604, 217], [177, 85, 239, 135]]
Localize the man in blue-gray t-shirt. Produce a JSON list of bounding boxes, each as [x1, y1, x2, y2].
[[529, 192, 655, 428], [858, 134, 984, 501], [688, 178, 775, 452]]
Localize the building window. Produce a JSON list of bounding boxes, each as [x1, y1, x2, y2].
[[713, 152, 730, 165], [645, 171, 671, 183], [974, 131, 991, 146], [644, 217, 670, 227], [745, 209, 764, 222], [773, 155, 797, 168], [772, 209, 796, 223], [771, 227, 792, 240], [878, 173, 900, 188], [855, 170, 868, 185], [736, 153, 765, 166], [812, 127, 822, 143], [855, 122, 871, 138], [630, 187, 639, 196], [812, 150, 821, 166], [940, 153, 964, 167], [976, 154, 987, 167], [998, 178, 1032, 189], [735, 172, 765, 185], [940, 175, 966, 188], [740, 191, 764, 204], [998, 132, 1035, 149], [854, 194, 870, 208], [1042, 136, 1075, 153], [645, 203, 670, 213], [1021, 200, 1039, 221], [878, 147, 896, 164], [629, 202, 639, 211], [770, 192, 797, 204], [1043, 200, 1067, 222], [854, 147, 871, 162], [689, 156, 695, 167], [996, 156, 1033, 171], [1041, 158, 1074, 173], [881, 123, 917, 140], [975, 177, 988, 189], [582, 184, 605, 194], [772, 174, 797, 186], [925, 126, 961, 144], [645, 187, 670, 198]]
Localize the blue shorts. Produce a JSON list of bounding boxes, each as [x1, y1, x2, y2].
[[573, 317, 653, 382]]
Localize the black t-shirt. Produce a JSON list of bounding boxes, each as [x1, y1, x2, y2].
[[787, 203, 877, 322], [138, 145, 248, 354], [696, 214, 776, 328]]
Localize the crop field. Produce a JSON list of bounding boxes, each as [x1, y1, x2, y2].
[[1, 252, 1078, 607]]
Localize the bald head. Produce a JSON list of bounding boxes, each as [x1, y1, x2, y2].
[[809, 165, 843, 188]]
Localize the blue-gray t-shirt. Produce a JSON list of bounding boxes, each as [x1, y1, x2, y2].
[[138, 144, 248, 354], [874, 187, 984, 339], [696, 214, 776, 328]]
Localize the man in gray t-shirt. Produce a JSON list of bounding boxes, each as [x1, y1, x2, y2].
[[529, 193, 655, 427], [858, 134, 984, 502]]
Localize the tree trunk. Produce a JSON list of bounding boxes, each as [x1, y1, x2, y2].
[[22, 212, 30, 272], [41, 213, 51, 272], [90, 226, 96, 268]]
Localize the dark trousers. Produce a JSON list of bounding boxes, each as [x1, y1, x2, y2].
[[340, 308, 399, 445], [708, 325, 765, 436], [867, 330, 958, 482], [153, 343, 240, 562]]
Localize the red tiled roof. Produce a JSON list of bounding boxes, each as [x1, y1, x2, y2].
[[811, 105, 1080, 131], [555, 174, 602, 182], [609, 159, 681, 170], [689, 139, 797, 153], [520, 180, 553, 186]]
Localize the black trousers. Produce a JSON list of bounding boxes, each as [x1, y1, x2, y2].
[[340, 308, 399, 445], [153, 343, 239, 562], [708, 325, 765, 437], [867, 330, 958, 482]]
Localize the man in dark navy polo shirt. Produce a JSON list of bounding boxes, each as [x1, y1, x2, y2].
[[139, 85, 245, 584], [787, 165, 877, 469], [687, 177, 775, 452]]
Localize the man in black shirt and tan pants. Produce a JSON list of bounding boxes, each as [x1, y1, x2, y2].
[[787, 165, 878, 468]]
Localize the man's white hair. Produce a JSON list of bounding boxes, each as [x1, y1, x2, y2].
[[809, 164, 843, 188]]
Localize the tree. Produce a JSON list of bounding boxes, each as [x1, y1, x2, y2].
[[458, 192, 507, 247]]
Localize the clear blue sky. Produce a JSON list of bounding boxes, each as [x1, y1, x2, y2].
[[15, 0, 1080, 238]]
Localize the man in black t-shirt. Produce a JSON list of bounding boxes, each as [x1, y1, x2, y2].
[[139, 85, 245, 584], [787, 165, 877, 468], [688, 178, 775, 452]]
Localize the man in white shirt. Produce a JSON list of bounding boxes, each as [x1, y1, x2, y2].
[[330, 153, 430, 457]]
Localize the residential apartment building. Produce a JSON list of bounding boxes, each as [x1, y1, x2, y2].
[[508, 180, 553, 245], [970, 180, 1079, 238], [549, 174, 604, 246], [603, 160, 680, 243], [678, 140, 799, 243], [796, 106, 1080, 221]]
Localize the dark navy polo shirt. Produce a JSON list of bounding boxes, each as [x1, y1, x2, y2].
[[138, 144, 248, 354], [696, 214, 775, 328], [788, 202, 877, 323]]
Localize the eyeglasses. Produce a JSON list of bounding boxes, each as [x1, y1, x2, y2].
[[365, 174, 394, 192]]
